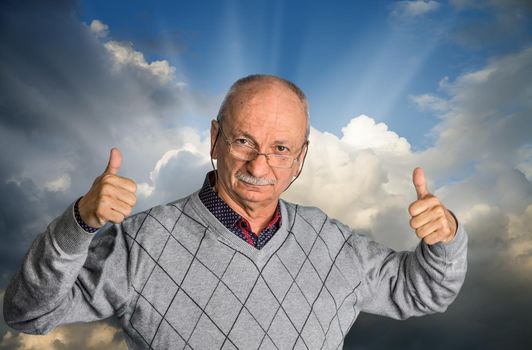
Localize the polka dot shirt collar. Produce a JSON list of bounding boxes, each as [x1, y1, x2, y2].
[[198, 171, 281, 249]]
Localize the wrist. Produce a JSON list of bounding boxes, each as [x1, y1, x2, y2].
[[74, 197, 99, 233], [444, 209, 458, 242]]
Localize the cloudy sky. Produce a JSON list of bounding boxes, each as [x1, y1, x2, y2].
[[1, 0, 531, 349]]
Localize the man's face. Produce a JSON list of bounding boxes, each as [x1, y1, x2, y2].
[[211, 82, 308, 211]]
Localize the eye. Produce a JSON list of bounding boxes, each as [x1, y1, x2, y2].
[[235, 138, 253, 147], [275, 145, 289, 153]]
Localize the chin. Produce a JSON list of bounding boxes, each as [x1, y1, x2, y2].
[[235, 186, 275, 204]]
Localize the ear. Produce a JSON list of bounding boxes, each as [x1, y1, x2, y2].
[[210, 120, 219, 159], [294, 141, 309, 178]]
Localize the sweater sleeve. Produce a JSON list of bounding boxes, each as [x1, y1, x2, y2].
[[347, 221, 468, 319], [2, 201, 132, 334]]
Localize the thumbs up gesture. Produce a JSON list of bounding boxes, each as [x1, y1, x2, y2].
[[408, 167, 457, 245], [78, 148, 137, 228]]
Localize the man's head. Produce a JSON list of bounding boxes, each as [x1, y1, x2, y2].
[[211, 74, 309, 211]]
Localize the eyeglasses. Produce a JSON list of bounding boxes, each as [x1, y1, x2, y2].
[[218, 125, 308, 169]]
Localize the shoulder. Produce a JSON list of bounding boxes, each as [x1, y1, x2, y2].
[[280, 198, 330, 229], [280, 198, 359, 239], [121, 192, 200, 237]]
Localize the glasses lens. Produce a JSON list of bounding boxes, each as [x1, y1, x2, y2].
[[230, 143, 256, 161], [229, 142, 295, 168], [268, 155, 294, 169]]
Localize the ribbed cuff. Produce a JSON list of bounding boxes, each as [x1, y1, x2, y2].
[[74, 197, 99, 233], [51, 200, 98, 255], [428, 223, 468, 260]]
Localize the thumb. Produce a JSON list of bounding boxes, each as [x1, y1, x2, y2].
[[104, 147, 122, 175], [413, 167, 429, 199]]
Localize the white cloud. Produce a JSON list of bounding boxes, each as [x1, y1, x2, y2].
[[89, 19, 109, 38], [341, 115, 411, 156], [44, 174, 71, 192], [136, 127, 212, 206], [416, 46, 532, 271], [137, 182, 155, 198], [410, 93, 450, 112], [1, 289, 124, 349], [0, 323, 127, 350], [104, 41, 176, 84], [391, 0, 441, 17], [284, 116, 419, 250], [149, 142, 209, 183], [516, 144, 532, 181], [286, 46, 532, 263]]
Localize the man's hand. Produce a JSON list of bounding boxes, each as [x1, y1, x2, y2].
[[78, 148, 137, 228], [408, 167, 457, 245]]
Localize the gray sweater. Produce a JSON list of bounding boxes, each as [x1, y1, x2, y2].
[[3, 190, 468, 349]]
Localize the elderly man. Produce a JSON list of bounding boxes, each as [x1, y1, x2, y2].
[[4, 75, 467, 349]]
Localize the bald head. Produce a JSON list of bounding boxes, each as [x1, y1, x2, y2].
[[217, 74, 310, 139]]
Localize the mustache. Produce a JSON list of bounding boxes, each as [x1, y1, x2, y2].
[[235, 171, 276, 186]]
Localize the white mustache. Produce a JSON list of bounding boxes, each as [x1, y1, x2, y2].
[[236, 171, 276, 186]]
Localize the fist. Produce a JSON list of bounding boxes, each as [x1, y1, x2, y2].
[[78, 148, 137, 228], [408, 167, 457, 245]]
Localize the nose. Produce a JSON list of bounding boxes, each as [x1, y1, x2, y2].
[[246, 153, 271, 179]]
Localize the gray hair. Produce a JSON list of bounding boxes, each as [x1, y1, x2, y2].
[[216, 74, 310, 139]]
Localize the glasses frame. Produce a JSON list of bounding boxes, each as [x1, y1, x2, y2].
[[217, 124, 308, 169]]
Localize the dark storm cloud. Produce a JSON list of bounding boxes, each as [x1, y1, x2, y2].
[[360, 42, 532, 349], [0, 0, 196, 291], [449, 0, 532, 49], [345, 226, 532, 350], [0, 2, 215, 346]]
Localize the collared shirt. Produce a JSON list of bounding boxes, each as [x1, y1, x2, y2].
[[198, 171, 281, 250]]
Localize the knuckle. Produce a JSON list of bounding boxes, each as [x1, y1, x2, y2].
[[98, 193, 109, 203], [424, 235, 436, 245], [100, 184, 113, 196], [408, 203, 416, 216], [96, 193, 104, 204], [95, 207, 105, 219], [101, 174, 112, 183]]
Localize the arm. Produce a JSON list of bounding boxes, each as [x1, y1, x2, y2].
[[351, 222, 467, 319], [352, 167, 467, 319], [3, 202, 131, 334], [3, 148, 137, 334]]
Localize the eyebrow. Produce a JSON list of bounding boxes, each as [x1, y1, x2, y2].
[[231, 129, 293, 147]]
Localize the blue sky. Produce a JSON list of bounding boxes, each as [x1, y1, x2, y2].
[[0, 0, 531, 349], [77, 0, 531, 149]]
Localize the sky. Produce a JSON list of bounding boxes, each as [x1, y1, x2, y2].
[[0, 0, 531, 349]]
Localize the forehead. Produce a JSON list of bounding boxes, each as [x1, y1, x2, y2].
[[225, 82, 307, 143]]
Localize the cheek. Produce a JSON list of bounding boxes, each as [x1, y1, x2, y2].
[[218, 156, 245, 181], [273, 169, 294, 191]]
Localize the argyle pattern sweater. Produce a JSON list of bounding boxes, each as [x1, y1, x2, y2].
[[4, 190, 468, 349]]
